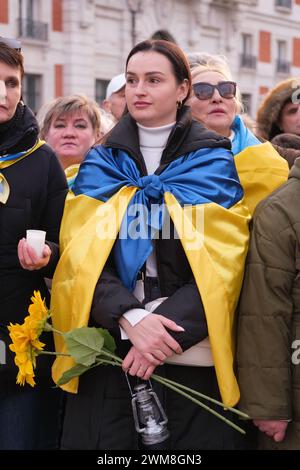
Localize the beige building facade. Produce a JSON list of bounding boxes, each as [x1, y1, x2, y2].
[[1, 0, 300, 116]]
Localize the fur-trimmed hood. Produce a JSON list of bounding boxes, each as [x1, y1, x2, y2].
[[256, 77, 300, 140]]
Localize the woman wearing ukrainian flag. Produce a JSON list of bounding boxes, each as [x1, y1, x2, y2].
[[49, 40, 287, 450], [188, 54, 289, 216]]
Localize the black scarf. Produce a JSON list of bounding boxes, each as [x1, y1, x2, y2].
[[0, 102, 39, 156]]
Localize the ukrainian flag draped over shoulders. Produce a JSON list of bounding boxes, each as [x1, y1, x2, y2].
[[51, 116, 288, 407], [51, 139, 250, 406], [231, 115, 289, 215]]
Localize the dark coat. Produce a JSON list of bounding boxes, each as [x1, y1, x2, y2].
[[237, 157, 300, 449], [0, 104, 68, 386], [272, 143, 300, 169], [90, 106, 232, 352], [61, 108, 257, 450]]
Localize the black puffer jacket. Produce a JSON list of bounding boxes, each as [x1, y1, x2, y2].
[[90, 106, 232, 351], [0, 103, 68, 386]]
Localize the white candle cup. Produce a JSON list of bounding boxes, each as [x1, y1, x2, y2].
[[26, 230, 46, 258]]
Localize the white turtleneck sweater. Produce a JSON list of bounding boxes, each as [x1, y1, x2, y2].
[[120, 121, 175, 339]]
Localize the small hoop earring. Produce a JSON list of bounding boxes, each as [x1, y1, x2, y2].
[[176, 100, 183, 109]]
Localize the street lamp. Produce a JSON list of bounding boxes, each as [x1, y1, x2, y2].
[[126, 0, 142, 47]]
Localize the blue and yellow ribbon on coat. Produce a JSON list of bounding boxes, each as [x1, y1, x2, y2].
[[0, 139, 45, 204], [51, 140, 288, 407], [65, 164, 80, 189]]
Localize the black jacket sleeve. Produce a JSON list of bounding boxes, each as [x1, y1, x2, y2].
[[153, 279, 208, 351], [40, 147, 67, 242], [90, 255, 143, 329], [42, 241, 60, 278], [39, 148, 67, 278], [91, 257, 207, 350]]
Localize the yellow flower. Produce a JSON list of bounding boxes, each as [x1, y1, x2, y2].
[[7, 290, 248, 434], [8, 322, 30, 352], [15, 350, 36, 387], [28, 290, 50, 329], [8, 292, 48, 387]]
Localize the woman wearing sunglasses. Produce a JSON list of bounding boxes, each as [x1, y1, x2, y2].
[[190, 78, 239, 141], [188, 56, 288, 215], [188, 55, 291, 446]]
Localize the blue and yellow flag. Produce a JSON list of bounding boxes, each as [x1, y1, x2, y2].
[[51, 141, 288, 407], [0, 139, 45, 204], [65, 164, 80, 189]]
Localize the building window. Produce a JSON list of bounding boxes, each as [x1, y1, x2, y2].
[[275, 0, 292, 8], [22, 73, 42, 114], [18, 0, 48, 41], [240, 34, 256, 69], [241, 93, 252, 116], [242, 34, 252, 56], [95, 79, 109, 104], [277, 40, 290, 74], [19, 0, 36, 20]]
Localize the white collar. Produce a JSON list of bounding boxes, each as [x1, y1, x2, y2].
[[137, 122, 175, 148], [229, 129, 235, 141]]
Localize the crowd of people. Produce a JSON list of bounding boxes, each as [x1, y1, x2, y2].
[[0, 31, 300, 450]]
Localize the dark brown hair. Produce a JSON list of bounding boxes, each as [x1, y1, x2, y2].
[[125, 39, 191, 104], [0, 41, 24, 79], [150, 30, 177, 44]]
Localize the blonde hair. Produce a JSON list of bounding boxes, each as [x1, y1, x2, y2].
[[190, 54, 243, 113], [187, 51, 228, 71], [39, 94, 101, 139]]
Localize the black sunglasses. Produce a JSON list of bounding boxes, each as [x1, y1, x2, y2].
[[193, 81, 237, 100]]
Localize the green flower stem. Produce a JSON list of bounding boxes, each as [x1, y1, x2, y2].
[[152, 374, 245, 435], [94, 356, 245, 434], [101, 348, 123, 364], [152, 374, 249, 419], [45, 323, 65, 337], [95, 359, 121, 367], [40, 327, 247, 433], [43, 321, 54, 332], [38, 351, 71, 357], [98, 350, 248, 420]]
